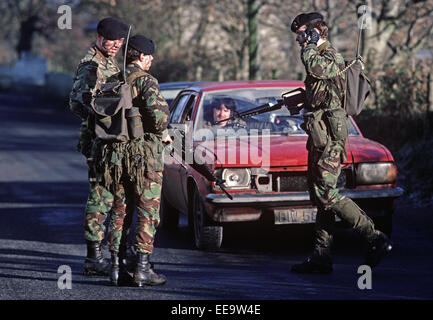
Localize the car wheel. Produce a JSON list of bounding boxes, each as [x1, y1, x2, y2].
[[192, 186, 223, 250], [159, 190, 179, 230], [373, 208, 393, 238]]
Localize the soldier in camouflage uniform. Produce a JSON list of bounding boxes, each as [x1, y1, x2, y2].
[[69, 17, 135, 276], [289, 13, 393, 273], [105, 35, 170, 286]]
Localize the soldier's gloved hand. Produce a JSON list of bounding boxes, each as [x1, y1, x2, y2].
[[305, 27, 320, 45]]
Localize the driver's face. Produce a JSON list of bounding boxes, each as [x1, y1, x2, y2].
[[213, 104, 231, 127]]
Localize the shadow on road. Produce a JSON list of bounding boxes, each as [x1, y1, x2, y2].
[[155, 219, 364, 256], [0, 248, 107, 287]]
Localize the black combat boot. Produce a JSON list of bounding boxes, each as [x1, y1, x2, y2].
[[83, 240, 110, 276], [292, 227, 333, 274], [116, 243, 134, 286], [133, 253, 167, 287], [291, 256, 333, 274], [110, 252, 119, 286], [364, 231, 393, 268]]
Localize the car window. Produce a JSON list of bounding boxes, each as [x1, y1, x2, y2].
[[180, 95, 197, 123], [169, 94, 190, 123], [170, 94, 197, 124]]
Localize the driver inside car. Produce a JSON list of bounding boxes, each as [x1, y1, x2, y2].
[[203, 96, 247, 130]]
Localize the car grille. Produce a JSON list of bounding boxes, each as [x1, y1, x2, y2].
[[275, 174, 308, 192], [268, 170, 350, 192]]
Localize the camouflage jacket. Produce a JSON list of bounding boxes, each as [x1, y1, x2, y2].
[[301, 41, 346, 112], [69, 44, 121, 157], [125, 63, 170, 136], [124, 63, 169, 175]]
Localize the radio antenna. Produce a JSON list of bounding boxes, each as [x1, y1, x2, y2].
[[356, 6, 367, 60], [123, 25, 131, 82]]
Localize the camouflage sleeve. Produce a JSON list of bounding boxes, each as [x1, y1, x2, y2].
[[301, 44, 342, 80], [134, 75, 170, 135], [69, 61, 98, 120]]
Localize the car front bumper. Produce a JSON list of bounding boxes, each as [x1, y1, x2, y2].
[[204, 187, 404, 223], [205, 187, 404, 205]]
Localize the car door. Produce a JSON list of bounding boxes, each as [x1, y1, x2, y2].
[[163, 92, 197, 213], [175, 93, 198, 213]]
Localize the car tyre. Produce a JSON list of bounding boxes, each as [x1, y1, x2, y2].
[[192, 186, 223, 250], [159, 190, 179, 230]]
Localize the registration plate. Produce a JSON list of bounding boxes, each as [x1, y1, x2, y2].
[[274, 208, 341, 224], [274, 208, 317, 224]]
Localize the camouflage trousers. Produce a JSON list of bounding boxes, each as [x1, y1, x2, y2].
[[84, 166, 134, 243], [107, 171, 162, 254], [307, 139, 378, 260]]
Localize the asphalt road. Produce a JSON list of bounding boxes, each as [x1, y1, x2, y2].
[[0, 91, 432, 301]]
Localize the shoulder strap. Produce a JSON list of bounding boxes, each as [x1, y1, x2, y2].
[[319, 48, 345, 102], [126, 70, 147, 85]]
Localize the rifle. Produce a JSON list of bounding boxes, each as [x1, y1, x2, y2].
[[213, 87, 306, 125], [165, 125, 233, 200]]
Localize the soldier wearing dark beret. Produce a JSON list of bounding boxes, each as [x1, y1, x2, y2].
[[106, 34, 171, 287], [97, 17, 129, 41], [291, 12, 324, 48], [95, 17, 129, 57], [69, 17, 135, 277], [289, 12, 393, 274]]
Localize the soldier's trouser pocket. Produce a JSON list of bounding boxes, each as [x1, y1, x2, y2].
[[303, 110, 328, 149], [143, 138, 164, 172], [324, 108, 349, 141]]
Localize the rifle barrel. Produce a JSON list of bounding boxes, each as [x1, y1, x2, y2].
[[213, 99, 283, 125], [218, 183, 233, 200]]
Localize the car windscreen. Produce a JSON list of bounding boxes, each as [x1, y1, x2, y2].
[[193, 88, 359, 139]]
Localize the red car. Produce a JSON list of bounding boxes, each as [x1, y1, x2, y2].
[[160, 81, 404, 250]]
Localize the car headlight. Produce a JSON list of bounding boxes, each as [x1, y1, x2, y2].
[[356, 162, 397, 185], [221, 168, 251, 189]]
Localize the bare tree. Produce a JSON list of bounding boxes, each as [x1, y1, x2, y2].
[[248, 0, 262, 79], [1, 0, 65, 58], [358, 0, 433, 67]]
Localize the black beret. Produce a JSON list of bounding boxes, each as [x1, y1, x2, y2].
[[97, 17, 129, 40], [291, 12, 324, 33], [127, 35, 155, 55]]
